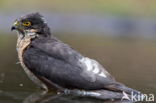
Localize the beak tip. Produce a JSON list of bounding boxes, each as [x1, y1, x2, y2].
[[11, 26, 16, 31]]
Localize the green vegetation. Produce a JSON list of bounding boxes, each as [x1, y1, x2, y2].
[[1, 0, 156, 16]]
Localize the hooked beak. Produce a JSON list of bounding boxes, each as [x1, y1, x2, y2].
[[11, 20, 25, 35], [11, 20, 20, 31], [11, 26, 16, 31]]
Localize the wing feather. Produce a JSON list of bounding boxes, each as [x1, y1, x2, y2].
[[23, 37, 115, 90]]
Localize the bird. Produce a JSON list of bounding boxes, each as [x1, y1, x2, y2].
[[11, 13, 140, 100]]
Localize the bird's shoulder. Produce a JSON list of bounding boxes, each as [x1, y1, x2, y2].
[[29, 36, 82, 64]]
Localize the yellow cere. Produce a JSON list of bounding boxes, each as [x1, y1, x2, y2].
[[14, 20, 20, 26], [23, 21, 31, 26]]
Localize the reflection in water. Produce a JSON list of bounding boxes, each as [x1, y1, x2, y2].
[[0, 73, 5, 83], [0, 90, 29, 102], [23, 90, 132, 103], [23, 90, 60, 103]]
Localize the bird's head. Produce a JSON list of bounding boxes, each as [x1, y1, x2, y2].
[[11, 13, 51, 38]]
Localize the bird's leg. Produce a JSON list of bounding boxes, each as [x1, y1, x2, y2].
[[63, 89, 129, 101], [63, 89, 99, 97]]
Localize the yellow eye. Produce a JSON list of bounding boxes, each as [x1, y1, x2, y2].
[[23, 21, 31, 26]]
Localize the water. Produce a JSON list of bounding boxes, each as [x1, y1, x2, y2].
[[0, 34, 156, 103]]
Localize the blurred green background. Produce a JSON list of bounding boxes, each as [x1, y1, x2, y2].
[[0, 0, 156, 103], [1, 0, 156, 15]]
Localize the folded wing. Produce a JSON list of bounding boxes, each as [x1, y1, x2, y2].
[[23, 37, 138, 94]]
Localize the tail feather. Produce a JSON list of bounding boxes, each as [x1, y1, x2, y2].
[[105, 82, 141, 95]]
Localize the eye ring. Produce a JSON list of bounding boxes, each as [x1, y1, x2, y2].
[[23, 21, 31, 26]]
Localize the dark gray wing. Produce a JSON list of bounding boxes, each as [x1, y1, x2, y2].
[[23, 37, 121, 90]]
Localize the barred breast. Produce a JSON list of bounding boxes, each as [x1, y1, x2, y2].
[[16, 36, 48, 90]]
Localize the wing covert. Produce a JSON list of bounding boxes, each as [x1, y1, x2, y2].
[[23, 36, 115, 90]]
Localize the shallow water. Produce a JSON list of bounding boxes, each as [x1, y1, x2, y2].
[[0, 34, 156, 103]]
